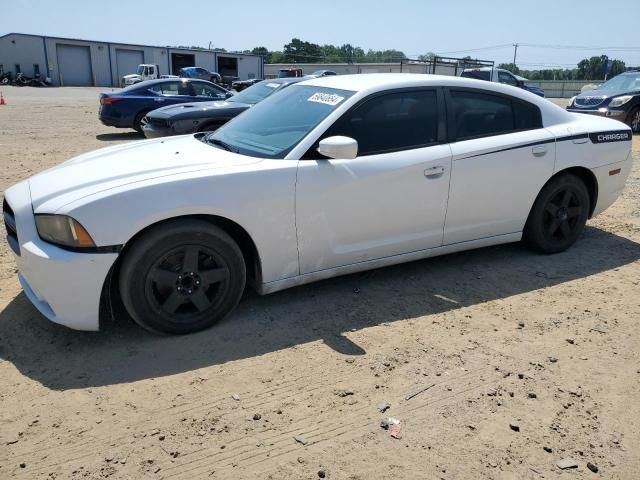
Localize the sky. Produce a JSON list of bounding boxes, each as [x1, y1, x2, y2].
[[2, 0, 640, 69]]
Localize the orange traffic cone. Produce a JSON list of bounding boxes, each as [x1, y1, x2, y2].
[[0, 92, 5, 105]]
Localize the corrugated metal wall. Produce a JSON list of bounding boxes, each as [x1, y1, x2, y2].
[[0, 34, 264, 87]]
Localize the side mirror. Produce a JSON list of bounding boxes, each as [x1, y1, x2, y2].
[[516, 79, 524, 87], [317, 136, 358, 160], [225, 91, 234, 99]]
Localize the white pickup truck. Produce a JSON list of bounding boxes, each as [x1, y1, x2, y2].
[[461, 67, 545, 97], [120, 64, 178, 88]]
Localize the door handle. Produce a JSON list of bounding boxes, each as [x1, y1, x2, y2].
[[532, 145, 547, 156], [424, 166, 445, 178]]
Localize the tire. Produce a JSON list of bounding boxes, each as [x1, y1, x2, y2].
[[119, 219, 246, 334], [133, 111, 149, 133], [628, 106, 640, 134], [523, 174, 590, 254]]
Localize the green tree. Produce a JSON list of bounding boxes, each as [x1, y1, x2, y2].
[[497, 63, 520, 75]]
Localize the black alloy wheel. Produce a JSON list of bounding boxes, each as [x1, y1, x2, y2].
[[523, 174, 590, 253], [119, 220, 246, 334]]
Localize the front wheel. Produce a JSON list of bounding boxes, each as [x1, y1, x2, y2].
[[119, 220, 246, 334], [523, 174, 590, 254]]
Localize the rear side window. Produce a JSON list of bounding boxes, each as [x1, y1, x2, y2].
[[461, 70, 490, 81], [449, 90, 541, 141], [329, 90, 439, 156], [150, 81, 191, 96]]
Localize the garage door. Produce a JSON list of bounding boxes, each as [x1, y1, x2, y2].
[[56, 44, 92, 86], [116, 49, 144, 81]]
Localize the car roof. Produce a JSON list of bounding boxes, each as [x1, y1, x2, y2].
[[262, 77, 306, 85], [297, 73, 571, 123]]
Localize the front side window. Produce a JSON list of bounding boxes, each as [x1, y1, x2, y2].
[[148, 66, 155, 75], [326, 90, 439, 156], [498, 71, 517, 86], [207, 85, 354, 158], [449, 90, 541, 140], [192, 82, 227, 99]]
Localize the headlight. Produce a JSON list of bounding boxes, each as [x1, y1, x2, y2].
[[609, 95, 633, 107], [569, 96, 576, 107], [35, 215, 96, 249]]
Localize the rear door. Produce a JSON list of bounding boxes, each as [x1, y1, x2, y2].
[[443, 88, 555, 244]]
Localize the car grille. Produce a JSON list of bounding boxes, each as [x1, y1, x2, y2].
[[3, 198, 20, 255], [575, 96, 605, 107]]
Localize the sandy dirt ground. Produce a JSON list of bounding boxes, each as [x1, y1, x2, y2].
[[0, 86, 639, 480]]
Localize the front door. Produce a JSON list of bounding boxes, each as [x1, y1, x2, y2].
[[296, 89, 452, 274]]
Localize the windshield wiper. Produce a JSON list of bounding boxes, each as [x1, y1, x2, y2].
[[206, 135, 237, 153]]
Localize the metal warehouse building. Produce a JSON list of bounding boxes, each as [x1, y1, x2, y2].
[[0, 32, 265, 87]]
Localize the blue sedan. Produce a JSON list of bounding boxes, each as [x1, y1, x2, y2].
[[98, 78, 232, 132]]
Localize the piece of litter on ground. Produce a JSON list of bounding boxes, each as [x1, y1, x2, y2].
[[556, 458, 578, 469], [293, 436, 308, 446], [377, 402, 391, 413], [389, 420, 402, 439], [590, 326, 607, 334], [404, 383, 435, 401]]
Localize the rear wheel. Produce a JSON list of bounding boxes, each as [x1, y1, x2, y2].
[[119, 219, 246, 334], [523, 174, 590, 253], [628, 106, 640, 133]]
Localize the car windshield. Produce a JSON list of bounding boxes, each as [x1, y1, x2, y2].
[[228, 81, 284, 105], [598, 73, 640, 91], [136, 65, 144, 75], [206, 85, 354, 159]]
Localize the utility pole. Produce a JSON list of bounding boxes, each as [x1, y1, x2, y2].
[[512, 42, 519, 66]]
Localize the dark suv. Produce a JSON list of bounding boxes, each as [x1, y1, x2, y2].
[[567, 71, 640, 133], [179, 67, 222, 84]]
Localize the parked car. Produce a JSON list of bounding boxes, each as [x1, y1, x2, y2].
[[461, 67, 545, 97], [231, 78, 263, 92], [143, 78, 304, 138], [179, 67, 222, 84], [278, 68, 304, 78], [121, 64, 160, 87], [567, 71, 640, 133], [307, 70, 337, 78], [99, 78, 232, 132], [4, 74, 631, 334]]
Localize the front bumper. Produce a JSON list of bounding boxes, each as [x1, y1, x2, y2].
[[567, 106, 627, 121], [4, 182, 118, 331], [142, 122, 173, 139]]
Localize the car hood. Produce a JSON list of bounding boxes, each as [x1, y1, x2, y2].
[[29, 135, 261, 212], [122, 74, 141, 80], [148, 100, 251, 120], [575, 89, 635, 100]]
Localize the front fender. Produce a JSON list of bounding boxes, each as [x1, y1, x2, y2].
[[61, 162, 301, 284]]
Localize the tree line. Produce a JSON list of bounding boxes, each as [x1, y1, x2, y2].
[[498, 57, 629, 81], [209, 37, 637, 80]]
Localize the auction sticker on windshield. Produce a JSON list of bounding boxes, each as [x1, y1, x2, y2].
[[308, 92, 345, 106]]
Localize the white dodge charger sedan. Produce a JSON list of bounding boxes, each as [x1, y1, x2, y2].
[[3, 74, 633, 334]]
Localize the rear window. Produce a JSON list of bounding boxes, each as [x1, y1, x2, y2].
[[461, 70, 490, 81]]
